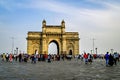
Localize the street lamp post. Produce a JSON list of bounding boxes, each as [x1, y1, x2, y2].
[[95, 48, 97, 54], [16, 47, 18, 54], [11, 37, 14, 54], [92, 38, 95, 54]]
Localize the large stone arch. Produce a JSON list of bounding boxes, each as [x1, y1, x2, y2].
[[47, 39, 60, 55], [26, 20, 80, 55]]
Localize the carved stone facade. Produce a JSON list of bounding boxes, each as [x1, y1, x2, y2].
[[26, 20, 80, 55]]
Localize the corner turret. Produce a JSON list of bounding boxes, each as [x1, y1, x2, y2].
[[42, 19, 46, 33], [61, 20, 65, 28], [61, 20, 65, 33], [42, 19, 46, 27]]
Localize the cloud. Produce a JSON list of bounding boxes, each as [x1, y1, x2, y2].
[[23, 0, 120, 30], [0, 0, 120, 54]]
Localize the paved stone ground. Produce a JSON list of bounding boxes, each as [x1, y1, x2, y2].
[[0, 59, 120, 80]]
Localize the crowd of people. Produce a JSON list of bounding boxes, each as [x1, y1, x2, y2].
[[80, 52, 119, 66], [105, 52, 119, 66], [1, 52, 120, 67], [0, 53, 73, 63]]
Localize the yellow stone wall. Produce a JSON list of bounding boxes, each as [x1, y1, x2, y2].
[[45, 27, 62, 33]]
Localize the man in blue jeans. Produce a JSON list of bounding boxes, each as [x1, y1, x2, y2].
[[105, 52, 109, 66]]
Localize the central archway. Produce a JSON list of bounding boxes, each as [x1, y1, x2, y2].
[[48, 40, 59, 55]]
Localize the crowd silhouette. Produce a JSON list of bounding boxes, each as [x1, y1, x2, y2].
[[1, 51, 120, 67]]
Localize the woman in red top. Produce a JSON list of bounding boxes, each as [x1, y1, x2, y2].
[[83, 53, 88, 64], [9, 54, 13, 62]]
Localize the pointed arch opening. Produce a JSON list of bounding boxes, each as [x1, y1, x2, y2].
[[48, 40, 59, 55]]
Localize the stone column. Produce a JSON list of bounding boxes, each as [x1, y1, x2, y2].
[[42, 38, 47, 54], [61, 34, 67, 54], [74, 40, 79, 55]]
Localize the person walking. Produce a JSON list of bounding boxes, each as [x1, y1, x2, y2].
[[48, 54, 51, 63], [88, 53, 93, 64], [2, 53, 6, 61], [18, 53, 22, 62], [31, 54, 35, 63], [9, 54, 13, 62], [83, 53, 88, 64], [33, 53, 37, 63], [108, 54, 114, 66], [6, 53, 9, 62], [105, 52, 109, 66], [113, 52, 117, 65]]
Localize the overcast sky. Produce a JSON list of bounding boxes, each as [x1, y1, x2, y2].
[[0, 0, 120, 54]]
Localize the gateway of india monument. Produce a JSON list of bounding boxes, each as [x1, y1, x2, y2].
[[26, 20, 80, 55]]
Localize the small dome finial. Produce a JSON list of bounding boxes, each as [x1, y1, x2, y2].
[[42, 19, 46, 23], [42, 19, 46, 27], [61, 19, 65, 23], [61, 20, 65, 28]]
